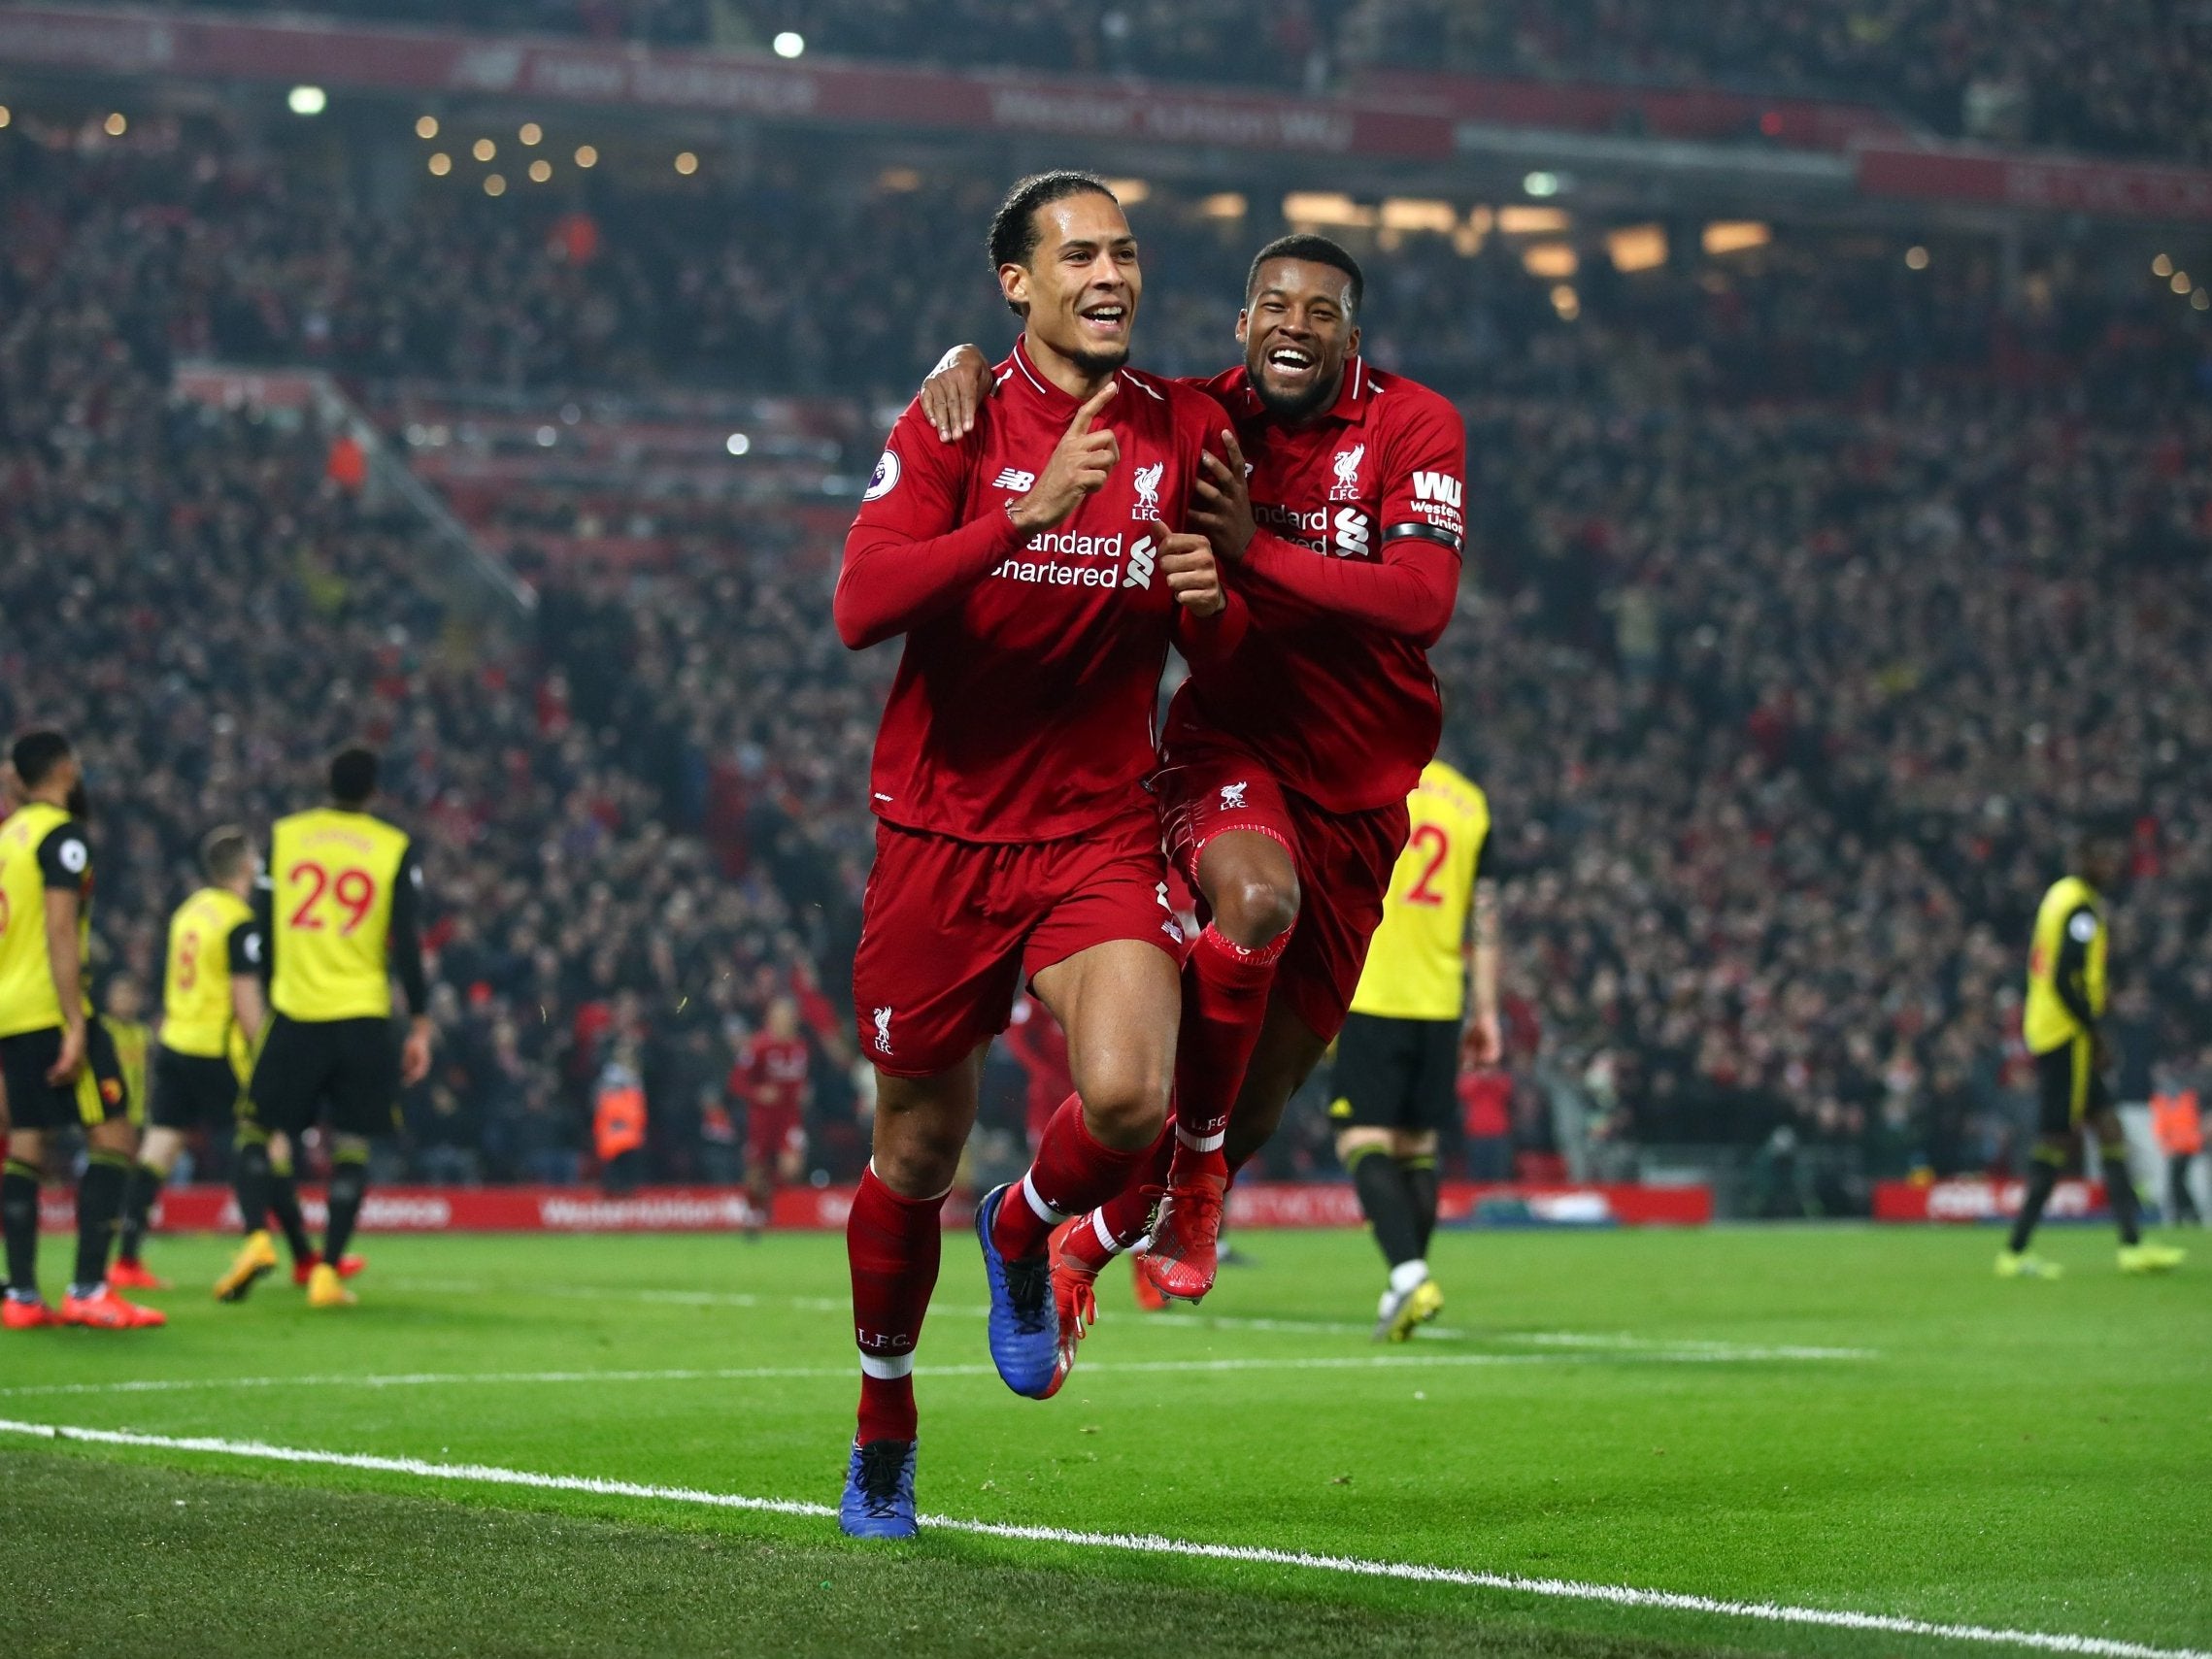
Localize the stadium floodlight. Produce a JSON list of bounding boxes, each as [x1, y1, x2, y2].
[[773, 31, 805, 57], [520, 122, 543, 146], [1905, 245, 1930, 269], [1523, 170, 1561, 197], [0, 106, 12, 129], [675, 151, 699, 175], [416, 115, 439, 140], [287, 86, 327, 116], [726, 433, 751, 456], [105, 112, 127, 136], [574, 145, 598, 168]]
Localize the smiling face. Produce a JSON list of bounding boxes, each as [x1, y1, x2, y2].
[[1239, 256, 1360, 424], [1000, 190, 1140, 381]]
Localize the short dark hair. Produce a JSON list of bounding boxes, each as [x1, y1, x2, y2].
[[329, 747, 380, 806], [201, 825, 253, 882], [988, 170, 1119, 313], [10, 728, 72, 789], [1246, 233, 1364, 318]]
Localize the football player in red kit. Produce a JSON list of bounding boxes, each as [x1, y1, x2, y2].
[[732, 996, 810, 1234], [833, 172, 1236, 1539], [922, 233, 1467, 1345]]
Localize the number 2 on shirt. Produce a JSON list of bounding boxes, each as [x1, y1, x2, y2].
[[1403, 824, 1451, 907], [287, 861, 379, 935]]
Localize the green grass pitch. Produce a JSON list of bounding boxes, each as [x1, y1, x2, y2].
[[1, 1222, 2205, 1658]]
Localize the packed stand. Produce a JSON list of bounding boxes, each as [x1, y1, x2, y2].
[[72, 0, 2212, 160], [0, 123, 867, 1191], [7, 113, 2212, 1200]]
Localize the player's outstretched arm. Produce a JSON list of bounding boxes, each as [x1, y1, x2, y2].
[[1195, 428, 1458, 645], [920, 345, 994, 441], [835, 382, 1122, 648]]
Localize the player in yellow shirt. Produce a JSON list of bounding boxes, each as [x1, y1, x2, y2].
[[1999, 828, 2185, 1278], [1331, 758, 1497, 1340], [214, 748, 434, 1310], [0, 729, 162, 1330], [112, 827, 330, 1292]]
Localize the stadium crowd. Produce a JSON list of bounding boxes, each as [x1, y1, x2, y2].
[[4, 115, 2210, 1205], [85, 0, 2212, 161]]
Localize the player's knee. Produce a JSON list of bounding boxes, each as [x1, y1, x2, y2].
[[1212, 871, 1299, 950], [1393, 1131, 1439, 1162], [88, 1118, 135, 1155], [1336, 1128, 1391, 1165], [1078, 1062, 1171, 1150]]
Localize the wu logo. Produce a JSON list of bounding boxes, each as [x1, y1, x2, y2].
[[1330, 444, 1365, 501], [872, 1007, 893, 1055], [1411, 471, 1463, 508], [1123, 535, 1156, 589], [1131, 460, 1164, 519], [1219, 781, 1248, 810]]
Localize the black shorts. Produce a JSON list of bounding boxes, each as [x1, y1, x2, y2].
[[2035, 1038, 2110, 1138], [150, 1047, 244, 1131], [1329, 1012, 1460, 1135], [245, 1013, 400, 1140], [0, 1021, 128, 1131]]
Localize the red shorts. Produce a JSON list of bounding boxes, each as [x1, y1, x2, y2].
[[746, 1103, 804, 1167], [853, 807, 1183, 1078], [1156, 739, 1409, 1044]]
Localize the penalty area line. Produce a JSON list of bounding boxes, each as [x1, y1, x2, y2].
[[0, 1417, 2200, 1659]]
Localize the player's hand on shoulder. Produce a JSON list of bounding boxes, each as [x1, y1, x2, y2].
[[1152, 517, 1223, 617], [1190, 426, 1256, 563], [921, 344, 993, 441], [1011, 380, 1119, 535]]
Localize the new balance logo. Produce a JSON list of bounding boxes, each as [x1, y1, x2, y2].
[[1123, 535, 1156, 589], [1411, 471, 1463, 508], [872, 1006, 893, 1055], [991, 468, 1037, 491], [1220, 781, 1248, 810]]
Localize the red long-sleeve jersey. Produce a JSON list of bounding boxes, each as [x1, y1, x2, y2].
[[1164, 357, 1466, 814], [838, 338, 1233, 843]]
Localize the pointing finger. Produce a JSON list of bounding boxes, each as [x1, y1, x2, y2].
[[1070, 379, 1120, 435]]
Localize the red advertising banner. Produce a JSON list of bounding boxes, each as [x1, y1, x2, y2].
[[1858, 145, 2212, 224], [1872, 1178, 2105, 1223], [0, 6, 1451, 159], [39, 1180, 1709, 1234]]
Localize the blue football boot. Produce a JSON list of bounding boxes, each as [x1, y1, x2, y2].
[[975, 1182, 1061, 1398], [838, 1438, 918, 1539]]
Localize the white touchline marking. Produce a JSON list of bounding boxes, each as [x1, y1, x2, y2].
[[0, 1417, 2199, 1659], [393, 1282, 1874, 1360]]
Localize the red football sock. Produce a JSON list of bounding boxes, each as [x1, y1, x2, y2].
[[848, 1163, 947, 1443], [992, 1093, 1152, 1262], [1060, 1130, 1173, 1273], [1169, 923, 1286, 1171]]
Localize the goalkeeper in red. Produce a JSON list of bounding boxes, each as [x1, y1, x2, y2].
[[922, 234, 1467, 1346], [831, 172, 1236, 1539]]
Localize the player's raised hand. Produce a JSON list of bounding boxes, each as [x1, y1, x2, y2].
[[1011, 381, 1119, 534], [1151, 518, 1224, 617], [920, 344, 993, 442], [1190, 427, 1256, 563]]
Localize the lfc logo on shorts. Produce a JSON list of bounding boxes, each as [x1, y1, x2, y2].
[[1219, 781, 1248, 810], [872, 1006, 893, 1056]]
